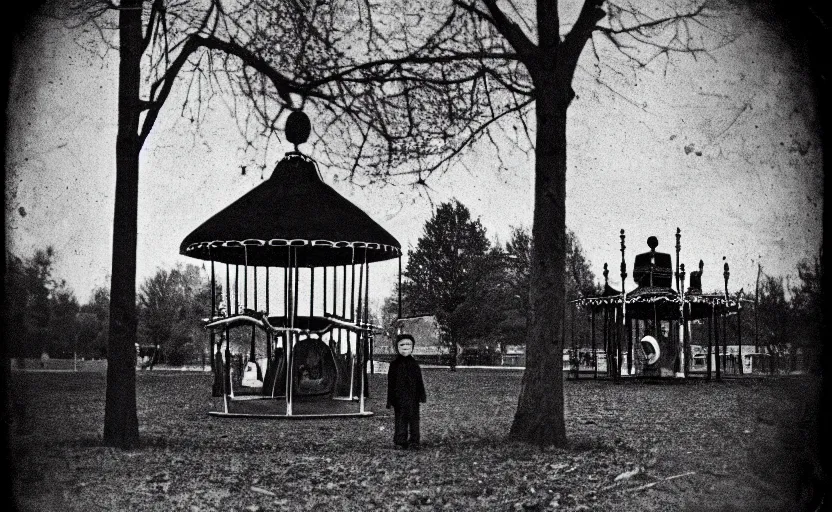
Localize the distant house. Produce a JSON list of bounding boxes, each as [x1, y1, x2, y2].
[[501, 344, 526, 367], [374, 315, 451, 364]]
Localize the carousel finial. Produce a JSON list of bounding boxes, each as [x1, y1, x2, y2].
[[619, 230, 627, 282], [603, 263, 609, 284], [285, 110, 311, 151], [675, 228, 682, 292], [723, 258, 730, 285], [723, 258, 731, 308]]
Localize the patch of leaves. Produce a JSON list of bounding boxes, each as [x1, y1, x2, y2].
[[8, 370, 822, 511]]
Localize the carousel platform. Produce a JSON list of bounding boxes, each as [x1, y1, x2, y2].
[[210, 394, 373, 419]]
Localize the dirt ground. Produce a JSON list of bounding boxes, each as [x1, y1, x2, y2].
[[5, 368, 825, 511]]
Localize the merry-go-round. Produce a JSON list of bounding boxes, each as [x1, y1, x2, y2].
[[179, 112, 402, 418], [567, 229, 755, 381]]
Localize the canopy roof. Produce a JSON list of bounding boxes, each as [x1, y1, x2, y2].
[[180, 152, 401, 267], [571, 292, 752, 320]]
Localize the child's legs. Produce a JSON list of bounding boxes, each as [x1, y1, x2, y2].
[[393, 407, 410, 446], [407, 405, 420, 445]]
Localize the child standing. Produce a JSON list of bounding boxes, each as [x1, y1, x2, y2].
[[387, 334, 427, 450]]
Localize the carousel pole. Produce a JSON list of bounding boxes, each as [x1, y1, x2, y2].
[[250, 265, 257, 368], [723, 261, 730, 374], [224, 263, 232, 404], [619, 229, 627, 379], [356, 252, 365, 400], [293, 264, 300, 320], [364, 259, 370, 327], [210, 258, 216, 373], [627, 316, 633, 376], [341, 264, 347, 348], [348, 250, 356, 399], [283, 252, 289, 411], [591, 308, 597, 379], [634, 318, 640, 375], [283, 264, 289, 393], [364, 263, 375, 384], [675, 229, 685, 378], [350, 259, 356, 321], [680, 264, 688, 377], [754, 263, 761, 354], [285, 248, 293, 415], [603, 306, 609, 377], [357, 255, 364, 326], [332, 264, 339, 355], [310, 267, 315, 316], [706, 305, 712, 380], [360, 253, 369, 411], [323, 267, 328, 315], [245, 249, 253, 366], [266, 267, 271, 371], [737, 289, 743, 375], [235, 265, 239, 314], [603, 264, 609, 377], [226, 263, 231, 316], [291, 248, 300, 414], [714, 299, 721, 380]]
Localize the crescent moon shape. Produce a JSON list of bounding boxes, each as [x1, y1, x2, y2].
[[640, 335, 661, 366]]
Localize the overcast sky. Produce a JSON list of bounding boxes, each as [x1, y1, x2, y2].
[[5, 4, 823, 315]]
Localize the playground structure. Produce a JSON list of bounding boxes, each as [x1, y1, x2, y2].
[[568, 229, 755, 380], [180, 112, 401, 418]]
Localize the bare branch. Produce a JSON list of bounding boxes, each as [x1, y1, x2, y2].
[[141, 0, 163, 53], [138, 36, 203, 146], [479, 0, 538, 62]]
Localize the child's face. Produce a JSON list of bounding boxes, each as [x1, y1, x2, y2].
[[397, 339, 413, 357]]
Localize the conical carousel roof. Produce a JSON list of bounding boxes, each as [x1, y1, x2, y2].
[[180, 152, 401, 268]]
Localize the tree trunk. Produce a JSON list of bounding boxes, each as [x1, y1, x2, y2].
[[103, 0, 142, 448], [509, 79, 568, 446]]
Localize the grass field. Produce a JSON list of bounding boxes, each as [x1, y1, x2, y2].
[[7, 369, 824, 511]]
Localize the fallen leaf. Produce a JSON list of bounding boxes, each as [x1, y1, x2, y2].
[[614, 467, 641, 482]]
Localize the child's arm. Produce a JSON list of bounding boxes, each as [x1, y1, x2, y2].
[[386, 362, 396, 408]]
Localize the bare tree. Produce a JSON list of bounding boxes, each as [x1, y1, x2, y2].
[[194, 0, 730, 445], [61, 0, 241, 447]]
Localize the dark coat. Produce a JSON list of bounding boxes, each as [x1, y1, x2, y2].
[[386, 355, 426, 409]]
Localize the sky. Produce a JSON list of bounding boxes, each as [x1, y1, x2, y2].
[[5, 3, 823, 316]]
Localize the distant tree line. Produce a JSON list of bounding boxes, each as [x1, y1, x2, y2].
[[743, 257, 821, 366], [5, 242, 820, 367], [5, 247, 88, 359], [4, 247, 215, 365], [684, 256, 822, 356]]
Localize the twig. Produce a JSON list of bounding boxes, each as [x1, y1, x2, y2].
[[624, 471, 696, 493], [250, 485, 277, 496]]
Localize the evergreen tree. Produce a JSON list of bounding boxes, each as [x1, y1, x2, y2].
[[402, 200, 492, 347]]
